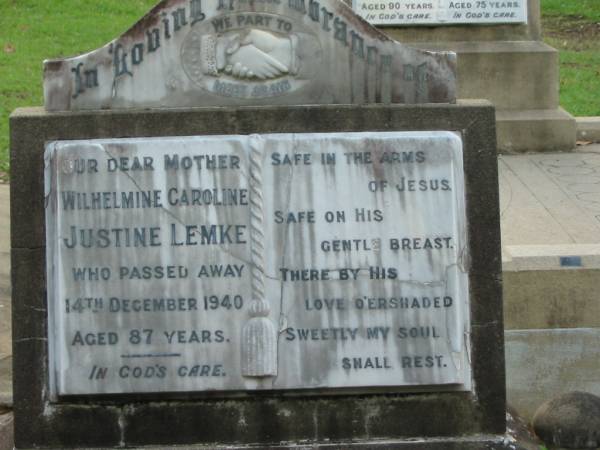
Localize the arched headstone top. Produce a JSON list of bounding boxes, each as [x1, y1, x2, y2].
[[43, 0, 456, 111]]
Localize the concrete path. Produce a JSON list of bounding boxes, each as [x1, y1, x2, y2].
[[0, 147, 599, 414], [500, 144, 600, 271], [500, 146, 600, 246]]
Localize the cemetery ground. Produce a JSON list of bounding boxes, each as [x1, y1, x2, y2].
[[0, 0, 600, 180]]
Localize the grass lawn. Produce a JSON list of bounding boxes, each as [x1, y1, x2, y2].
[[0, 0, 157, 180], [0, 0, 599, 179], [541, 0, 600, 22], [541, 0, 600, 117]]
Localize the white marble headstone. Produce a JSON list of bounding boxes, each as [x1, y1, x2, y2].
[[45, 131, 471, 396], [43, 0, 456, 111]]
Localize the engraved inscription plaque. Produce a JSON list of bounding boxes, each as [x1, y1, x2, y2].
[[45, 132, 471, 396], [354, 0, 528, 26]]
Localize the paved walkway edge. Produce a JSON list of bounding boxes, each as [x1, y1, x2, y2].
[[576, 116, 600, 142]]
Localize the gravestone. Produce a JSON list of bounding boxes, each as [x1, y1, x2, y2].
[[43, 0, 456, 109], [352, 0, 576, 153], [11, 0, 506, 448]]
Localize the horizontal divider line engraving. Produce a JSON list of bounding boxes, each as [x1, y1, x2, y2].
[[120, 353, 182, 359]]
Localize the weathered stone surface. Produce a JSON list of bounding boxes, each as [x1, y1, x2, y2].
[[533, 392, 600, 449], [0, 412, 13, 450], [504, 270, 600, 330], [46, 132, 470, 395], [45, 132, 471, 395], [43, 0, 456, 111], [353, 0, 527, 26], [15, 438, 534, 450], [11, 103, 504, 449]]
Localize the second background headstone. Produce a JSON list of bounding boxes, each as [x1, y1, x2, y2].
[[363, 0, 576, 153]]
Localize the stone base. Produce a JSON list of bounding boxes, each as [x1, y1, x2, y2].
[[10, 103, 505, 450], [503, 244, 600, 331], [408, 41, 576, 153], [502, 246, 600, 421], [504, 267, 600, 330], [17, 436, 525, 450], [496, 108, 576, 153], [417, 41, 559, 111], [502, 244, 600, 422]]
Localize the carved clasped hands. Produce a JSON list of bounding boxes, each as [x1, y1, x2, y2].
[[202, 30, 297, 80]]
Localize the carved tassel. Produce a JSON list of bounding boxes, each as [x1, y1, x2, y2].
[[242, 136, 277, 377], [242, 301, 277, 376]]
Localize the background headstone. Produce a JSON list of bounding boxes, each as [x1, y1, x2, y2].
[[353, 0, 528, 26], [360, 0, 576, 153]]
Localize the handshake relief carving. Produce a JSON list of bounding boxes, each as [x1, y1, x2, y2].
[[201, 29, 298, 80]]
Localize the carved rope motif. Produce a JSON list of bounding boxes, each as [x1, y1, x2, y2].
[[241, 136, 278, 377]]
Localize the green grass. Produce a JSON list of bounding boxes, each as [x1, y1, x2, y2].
[[556, 49, 600, 117], [0, 1, 599, 179], [541, 0, 600, 21], [541, 3, 600, 117], [0, 0, 157, 180]]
